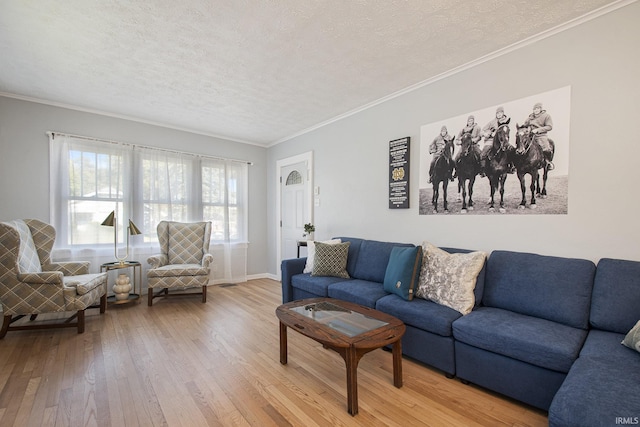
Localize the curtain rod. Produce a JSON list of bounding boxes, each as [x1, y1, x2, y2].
[[47, 131, 254, 165]]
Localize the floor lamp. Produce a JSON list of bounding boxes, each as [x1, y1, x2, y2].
[[101, 211, 142, 264]]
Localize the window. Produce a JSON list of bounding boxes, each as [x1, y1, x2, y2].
[[50, 134, 248, 247], [286, 170, 302, 185], [67, 147, 125, 245]]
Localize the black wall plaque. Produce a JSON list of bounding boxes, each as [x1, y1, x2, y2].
[[389, 137, 410, 209]]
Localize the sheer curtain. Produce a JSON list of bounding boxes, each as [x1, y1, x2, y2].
[[49, 134, 132, 269], [49, 133, 248, 284], [202, 158, 248, 284]]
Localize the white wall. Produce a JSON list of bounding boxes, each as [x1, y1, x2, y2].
[[0, 97, 269, 275], [267, 2, 640, 274]]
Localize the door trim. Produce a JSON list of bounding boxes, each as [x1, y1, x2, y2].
[[276, 151, 313, 280]]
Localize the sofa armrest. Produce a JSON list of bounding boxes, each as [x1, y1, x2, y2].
[[44, 261, 90, 276], [147, 254, 168, 269], [281, 257, 307, 303]]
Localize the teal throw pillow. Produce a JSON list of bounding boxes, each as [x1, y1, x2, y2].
[[312, 241, 351, 278], [383, 246, 423, 301]]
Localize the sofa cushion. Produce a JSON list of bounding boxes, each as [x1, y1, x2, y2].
[[376, 294, 462, 337], [312, 241, 350, 278], [303, 239, 342, 274], [483, 250, 596, 329], [453, 307, 587, 373], [549, 331, 640, 427], [351, 239, 414, 283], [291, 273, 351, 298], [383, 246, 422, 301], [328, 279, 388, 308], [622, 320, 640, 354], [579, 329, 630, 360], [590, 258, 640, 334], [416, 242, 486, 315]]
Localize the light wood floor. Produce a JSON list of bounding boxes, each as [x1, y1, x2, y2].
[[0, 279, 548, 426]]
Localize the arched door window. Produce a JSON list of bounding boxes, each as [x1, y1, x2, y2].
[[285, 170, 303, 185]]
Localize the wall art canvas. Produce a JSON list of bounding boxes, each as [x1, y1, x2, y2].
[[419, 86, 570, 215], [389, 137, 410, 209]]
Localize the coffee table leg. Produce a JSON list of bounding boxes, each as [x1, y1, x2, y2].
[[345, 349, 359, 416], [392, 339, 403, 388], [279, 321, 288, 365]]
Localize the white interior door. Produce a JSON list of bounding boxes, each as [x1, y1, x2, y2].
[[276, 152, 313, 279]]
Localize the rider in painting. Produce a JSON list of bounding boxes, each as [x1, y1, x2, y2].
[[428, 125, 454, 183], [481, 106, 513, 175], [453, 115, 482, 178], [524, 102, 554, 170]]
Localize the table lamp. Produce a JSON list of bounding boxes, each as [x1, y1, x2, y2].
[[101, 211, 142, 264]]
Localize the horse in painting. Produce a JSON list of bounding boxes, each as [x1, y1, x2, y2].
[[455, 133, 481, 213], [483, 124, 514, 212], [431, 140, 454, 213], [513, 124, 545, 209]]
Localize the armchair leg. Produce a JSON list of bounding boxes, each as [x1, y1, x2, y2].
[[0, 315, 11, 339], [100, 294, 107, 314], [148, 289, 154, 306], [202, 285, 207, 303], [77, 310, 85, 334]]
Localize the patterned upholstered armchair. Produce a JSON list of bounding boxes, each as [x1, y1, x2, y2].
[[0, 219, 107, 338], [146, 221, 213, 306]]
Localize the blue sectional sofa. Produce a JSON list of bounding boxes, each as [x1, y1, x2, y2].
[[548, 258, 640, 426], [280, 237, 640, 424]]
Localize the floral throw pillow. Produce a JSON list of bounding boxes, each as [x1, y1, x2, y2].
[[622, 320, 640, 353], [415, 242, 486, 315]]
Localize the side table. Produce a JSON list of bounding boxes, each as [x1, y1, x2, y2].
[[297, 240, 308, 257], [100, 261, 142, 306]]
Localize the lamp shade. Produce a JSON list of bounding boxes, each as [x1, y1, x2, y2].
[[101, 211, 116, 227], [128, 220, 142, 235]]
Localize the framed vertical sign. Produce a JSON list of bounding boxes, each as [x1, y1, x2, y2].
[[389, 136, 410, 209]]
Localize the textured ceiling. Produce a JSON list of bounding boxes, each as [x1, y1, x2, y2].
[[0, 1, 623, 146]]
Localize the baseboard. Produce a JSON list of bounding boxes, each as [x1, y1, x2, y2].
[[247, 273, 279, 281]]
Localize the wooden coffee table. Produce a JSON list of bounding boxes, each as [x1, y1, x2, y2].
[[276, 298, 406, 415]]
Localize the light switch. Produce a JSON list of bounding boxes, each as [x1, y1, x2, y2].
[[314, 186, 320, 196], [314, 198, 320, 207]]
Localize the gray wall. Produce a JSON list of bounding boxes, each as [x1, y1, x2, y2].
[[267, 2, 640, 274], [0, 97, 269, 276]]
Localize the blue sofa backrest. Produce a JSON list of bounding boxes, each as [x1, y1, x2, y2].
[[590, 258, 640, 334], [333, 237, 363, 278], [335, 237, 414, 283], [483, 250, 596, 329]]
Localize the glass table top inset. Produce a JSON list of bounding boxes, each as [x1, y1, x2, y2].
[[289, 301, 389, 337]]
